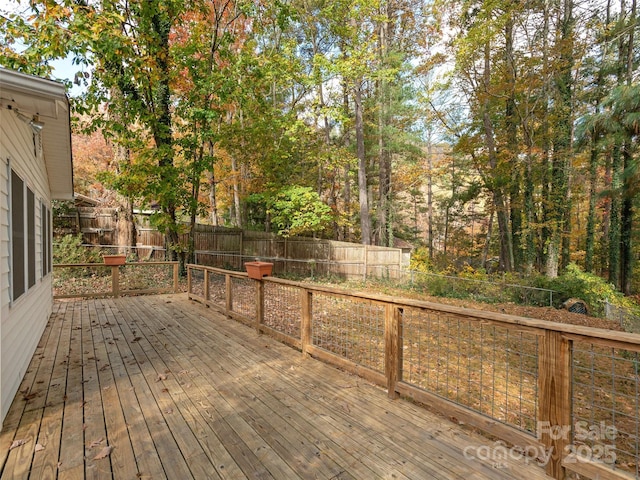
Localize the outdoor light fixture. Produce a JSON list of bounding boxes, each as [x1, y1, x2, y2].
[[29, 119, 45, 133], [15, 111, 45, 134]]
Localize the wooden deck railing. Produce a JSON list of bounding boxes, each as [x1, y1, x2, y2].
[[187, 264, 640, 480], [53, 261, 180, 299]]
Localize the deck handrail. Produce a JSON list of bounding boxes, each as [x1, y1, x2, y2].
[[187, 263, 640, 480], [53, 261, 180, 299]]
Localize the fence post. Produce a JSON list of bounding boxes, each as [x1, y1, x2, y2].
[[385, 305, 402, 399], [301, 289, 312, 357], [538, 330, 572, 480], [363, 245, 368, 281], [239, 230, 244, 270], [111, 265, 120, 298], [173, 262, 179, 293], [187, 265, 192, 294], [255, 279, 264, 333]]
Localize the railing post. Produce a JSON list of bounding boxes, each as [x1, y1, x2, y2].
[[538, 330, 572, 480], [204, 269, 210, 301], [111, 265, 120, 298], [385, 305, 402, 399], [255, 278, 264, 334], [225, 274, 232, 317], [301, 289, 312, 357], [187, 265, 192, 294], [173, 262, 179, 293]]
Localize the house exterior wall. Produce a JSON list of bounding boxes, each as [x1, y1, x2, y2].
[[0, 107, 54, 424]]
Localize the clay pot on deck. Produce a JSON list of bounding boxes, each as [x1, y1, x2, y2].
[[103, 254, 127, 266], [245, 261, 273, 280]]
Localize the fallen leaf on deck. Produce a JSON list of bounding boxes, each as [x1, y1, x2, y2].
[[35, 444, 45, 452], [88, 438, 104, 449], [93, 445, 113, 460], [22, 391, 38, 401], [165, 407, 174, 414], [155, 373, 167, 382], [10, 439, 29, 450], [131, 337, 142, 343]]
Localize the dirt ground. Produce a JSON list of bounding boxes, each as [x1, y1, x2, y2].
[[345, 283, 626, 332]]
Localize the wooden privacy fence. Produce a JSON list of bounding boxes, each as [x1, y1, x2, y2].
[[187, 264, 640, 480], [153, 226, 406, 280], [57, 211, 405, 279]]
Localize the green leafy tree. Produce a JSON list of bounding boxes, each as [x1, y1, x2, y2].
[[267, 186, 333, 237]]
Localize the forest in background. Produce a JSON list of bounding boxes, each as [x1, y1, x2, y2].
[[1, 0, 639, 294]]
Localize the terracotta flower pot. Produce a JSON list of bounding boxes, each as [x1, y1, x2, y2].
[[245, 261, 273, 279], [103, 254, 127, 266]]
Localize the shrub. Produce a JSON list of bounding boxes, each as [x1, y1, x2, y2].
[[543, 263, 634, 317], [53, 234, 102, 265], [409, 247, 432, 272]]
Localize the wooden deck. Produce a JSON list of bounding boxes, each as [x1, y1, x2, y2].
[[0, 294, 553, 479]]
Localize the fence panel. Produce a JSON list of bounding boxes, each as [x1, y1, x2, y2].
[[571, 341, 640, 479], [401, 306, 539, 434]]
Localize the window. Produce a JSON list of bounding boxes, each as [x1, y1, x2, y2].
[[41, 202, 51, 277], [10, 169, 41, 301], [11, 170, 25, 300], [28, 187, 35, 288]]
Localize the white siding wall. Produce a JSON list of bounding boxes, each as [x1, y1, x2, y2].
[[0, 108, 53, 425]]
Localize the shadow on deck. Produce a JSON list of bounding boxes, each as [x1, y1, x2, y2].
[[0, 294, 552, 479]]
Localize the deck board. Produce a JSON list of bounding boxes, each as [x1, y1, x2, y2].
[[1, 294, 553, 480]]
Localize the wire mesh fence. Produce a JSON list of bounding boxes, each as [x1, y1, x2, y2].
[[53, 261, 178, 298], [311, 293, 386, 373], [264, 282, 302, 338], [193, 251, 557, 307], [206, 270, 227, 305], [117, 262, 175, 291], [67, 246, 557, 307], [401, 306, 539, 434], [572, 342, 640, 478], [399, 269, 556, 307], [53, 264, 112, 297], [230, 276, 255, 320], [189, 266, 205, 298], [605, 301, 640, 334]]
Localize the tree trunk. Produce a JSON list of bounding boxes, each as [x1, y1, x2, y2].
[[355, 79, 371, 245], [376, 4, 392, 247], [230, 153, 242, 227], [207, 141, 219, 226], [505, 11, 522, 271], [111, 123, 137, 257], [546, 0, 574, 278], [482, 42, 513, 271], [426, 140, 434, 260], [482, 209, 494, 269], [621, 144, 633, 294], [620, 0, 636, 294], [585, 143, 598, 272]]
